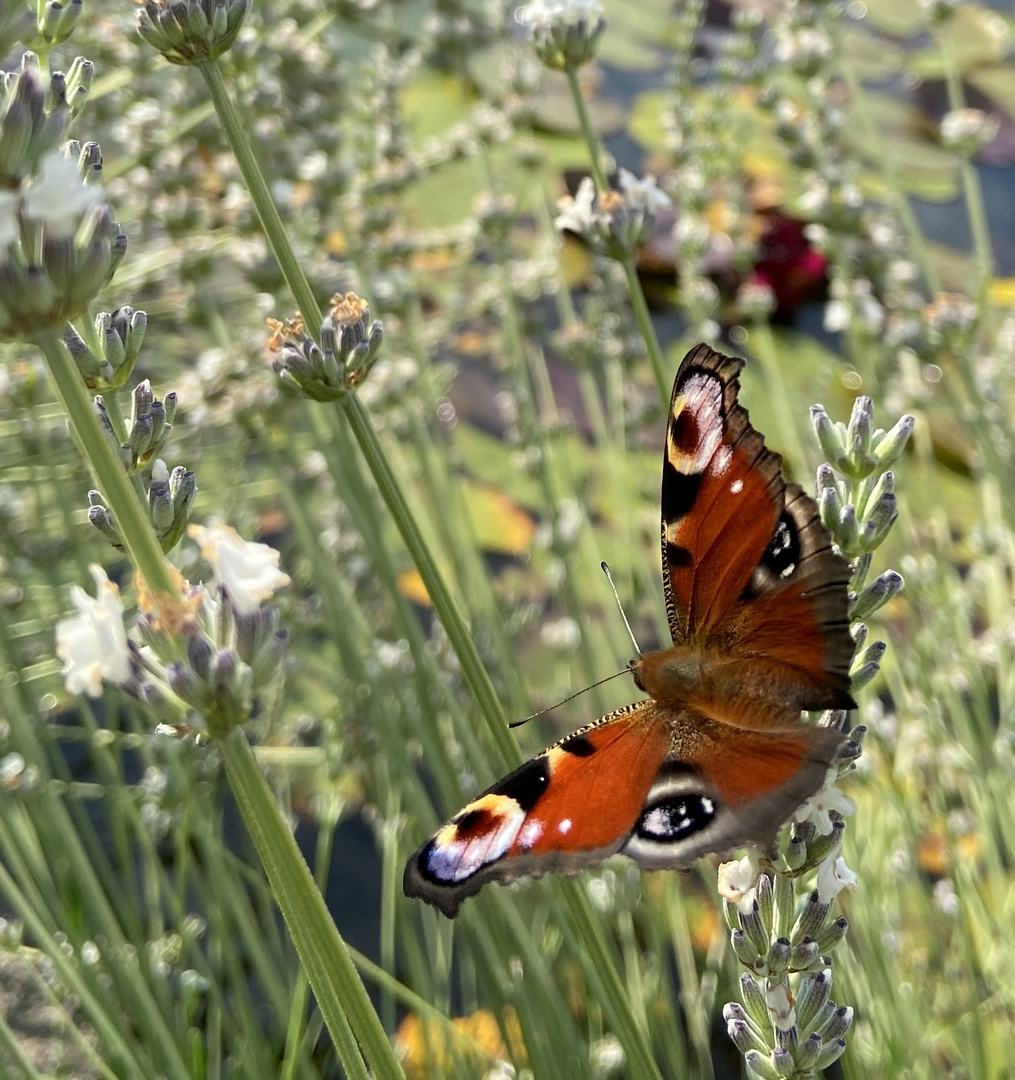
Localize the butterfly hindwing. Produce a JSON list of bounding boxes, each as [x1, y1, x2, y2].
[[624, 713, 842, 869], [403, 703, 670, 917]]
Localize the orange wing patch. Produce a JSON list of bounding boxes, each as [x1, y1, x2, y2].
[[403, 704, 671, 916]]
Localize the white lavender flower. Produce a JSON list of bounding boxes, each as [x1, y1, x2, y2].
[[939, 108, 999, 158], [794, 770, 857, 836], [816, 852, 858, 904], [188, 524, 290, 617], [55, 566, 132, 698], [516, 0, 605, 70], [555, 172, 670, 258], [718, 852, 761, 913], [616, 168, 671, 215]]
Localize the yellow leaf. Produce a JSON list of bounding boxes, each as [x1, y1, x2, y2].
[[989, 278, 1015, 308], [398, 569, 431, 608], [465, 482, 536, 555]]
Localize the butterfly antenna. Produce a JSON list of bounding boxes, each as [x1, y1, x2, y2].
[[508, 669, 629, 729], [601, 561, 642, 657]]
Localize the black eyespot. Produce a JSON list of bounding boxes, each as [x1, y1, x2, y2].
[[762, 512, 799, 579], [495, 757, 550, 812], [636, 792, 716, 842], [560, 734, 596, 757]]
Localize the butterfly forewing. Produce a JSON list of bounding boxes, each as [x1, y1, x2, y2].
[[403, 703, 671, 917], [660, 345, 855, 711]]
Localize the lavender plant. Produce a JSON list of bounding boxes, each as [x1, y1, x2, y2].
[[0, 0, 1011, 1077], [721, 399, 912, 1078]]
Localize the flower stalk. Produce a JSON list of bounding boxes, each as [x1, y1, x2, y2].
[[34, 327, 179, 598], [721, 394, 912, 1077], [561, 67, 669, 406]]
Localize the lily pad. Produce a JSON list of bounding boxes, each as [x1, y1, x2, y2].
[[465, 42, 625, 135], [967, 62, 1015, 118], [846, 92, 961, 202], [595, 0, 669, 72], [629, 89, 668, 152], [863, 0, 926, 38], [841, 25, 906, 81], [906, 4, 1010, 78], [401, 71, 477, 144]]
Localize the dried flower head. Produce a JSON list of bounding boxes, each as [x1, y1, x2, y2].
[[269, 294, 384, 401], [136, 0, 251, 65]]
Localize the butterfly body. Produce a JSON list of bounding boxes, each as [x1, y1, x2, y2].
[[404, 345, 855, 918]]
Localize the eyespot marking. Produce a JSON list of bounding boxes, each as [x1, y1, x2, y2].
[[636, 792, 716, 843], [763, 513, 799, 579], [668, 373, 724, 473], [454, 807, 490, 837]]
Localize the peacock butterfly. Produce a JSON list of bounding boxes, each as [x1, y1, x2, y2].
[[404, 344, 856, 918]]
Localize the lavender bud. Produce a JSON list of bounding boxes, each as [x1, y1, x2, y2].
[[731, 928, 760, 966], [767, 937, 792, 973], [793, 1033, 822, 1070], [850, 570, 904, 620], [814, 917, 848, 955], [813, 1038, 847, 1070], [795, 970, 831, 1031], [792, 892, 830, 941], [791, 937, 820, 970], [818, 1004, 853, 1041], [743, 1050, 780, 1079], [186, 635, 213, 681], [740, 973, 769, 1030], [873, 414, 914, 469]]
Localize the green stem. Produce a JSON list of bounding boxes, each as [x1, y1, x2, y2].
[[200, 51, 517, 770], [565, 67, 669, 406], [621, 256, 670, 406], [198, 61, 322, 334], [566, 67, 609, 193], [32, 328, 177, 597], [219, 728, 404, 1080], [937, 33, 994, 304], [559, 885, 666, 1080], [339, 394, 518, 772]]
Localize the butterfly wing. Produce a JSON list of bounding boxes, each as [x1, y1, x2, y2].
[[623, 710, 842, 869], [660, 344, 855, 711], [403, 703, 670, 917], [405, 343, 857, 918]]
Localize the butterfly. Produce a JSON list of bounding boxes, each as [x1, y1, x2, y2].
[[404, 344, 856, 918]]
